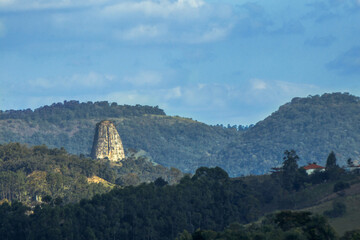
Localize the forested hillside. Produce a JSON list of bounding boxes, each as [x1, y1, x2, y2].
[[215, 92, 360, 176], [0, 101, 241, 173], [1, 155, 359, 240], [1, 93, 360, 176], [0, 143, 183, 205]]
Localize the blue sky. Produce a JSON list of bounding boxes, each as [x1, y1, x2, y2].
[[0, 0, 360, 125]]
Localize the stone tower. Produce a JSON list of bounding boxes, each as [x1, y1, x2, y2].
[[91, 120, 125, 162]]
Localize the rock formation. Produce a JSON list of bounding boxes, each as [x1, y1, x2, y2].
[[91, 120, 125, 162]]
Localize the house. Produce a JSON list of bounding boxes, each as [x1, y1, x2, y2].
[[303, 163, 325, 175], [269, 167, 282, 175], [345, 165, 360, 173]]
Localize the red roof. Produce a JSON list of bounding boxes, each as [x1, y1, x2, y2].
[[303, 164, 325, 170]]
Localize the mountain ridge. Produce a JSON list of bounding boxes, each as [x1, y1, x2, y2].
[[215, 92, 360, 176], [1, 92, 360, 176]]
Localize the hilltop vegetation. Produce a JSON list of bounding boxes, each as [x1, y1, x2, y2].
[[0, 143, 183, 205], [0, 100, 240, 174], [177, 211, 338, 240], [1, 93, 360, 176], [0, 100, 165, 121], [0, 143, 114, 204], [215, 92, 360, 175]]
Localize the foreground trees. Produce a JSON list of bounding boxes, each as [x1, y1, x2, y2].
[[0, 161, 357, 239], [0, 147, 356, 239], [178, 211, 338, 240]]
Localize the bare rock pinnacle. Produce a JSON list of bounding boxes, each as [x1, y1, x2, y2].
[[91, 120, 125, 162]]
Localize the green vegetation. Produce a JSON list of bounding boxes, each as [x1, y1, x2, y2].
[[2, 93, 360, 176], [0, 162, 358, 240], [0, 100, 165, 121], [216, 92, 360, 175], [2, 93, 360, 238], [178, 211, 338, 240], [0, 143, 183, 205], [0, 142, 114, 204], [0, 101, 240, 175], [324, 201, 347, 218], [0, 147, 359, 239], [303, 189, 360, 236]]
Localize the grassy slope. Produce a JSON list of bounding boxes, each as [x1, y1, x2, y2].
[[301, 179, 360, 236], [242, 175, 360, 236]]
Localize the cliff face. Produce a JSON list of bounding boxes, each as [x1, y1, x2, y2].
[[91, 120, 125, 162]]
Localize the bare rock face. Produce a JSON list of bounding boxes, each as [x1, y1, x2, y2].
[[91, 120, 125, 162]]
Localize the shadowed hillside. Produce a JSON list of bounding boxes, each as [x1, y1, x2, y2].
[[0, 143, 184, 205], [1, 93, 360, 176], [215, 92, 360, 176], [0, 101, 240, 174]]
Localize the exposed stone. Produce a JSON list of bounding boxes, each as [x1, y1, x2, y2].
[[91, 120, 125, 162]]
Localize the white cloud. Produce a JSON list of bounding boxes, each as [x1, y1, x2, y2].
[[179, 84, 230, 108], [0, 0, 13, 5], [0, 0, 207, 13], [114, 23, 231, 43], [251, 79, 268, 90], [0, 0, 235, 45], [117, 25, 163, 41], [165, 87, 182, 100], [105, 90, 162, 107], [245, 79, 319, 105], [102, 84, 230, 116], [100, 0, 236, 43], [30, 78, 55, 89], [185, 25, 232, 43], [70, 72, 115, 87], [105, 80, 318, 116], [0, 0, 109, 11], [275, 81, 315, 95], [28, 72, 115, 89], [123, 71, 163, 86], [0, 0, 14, 7], [102, 0, 205, 19], [15, 76, 322, 125]]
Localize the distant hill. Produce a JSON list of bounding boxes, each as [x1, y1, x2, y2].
[[215, 92, 360, 176], [2, 93, 360, 176], [0, 101, 241, 173]]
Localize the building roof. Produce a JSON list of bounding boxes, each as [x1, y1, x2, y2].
[[303, 164, 325, 170]]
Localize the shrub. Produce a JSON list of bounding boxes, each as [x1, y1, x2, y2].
[[324, 202, 346, 218], [333, 181, 350, 192]]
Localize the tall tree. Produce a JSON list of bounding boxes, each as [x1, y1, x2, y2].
[[325, 151, 342, 180], [282, 150, 299, 191], [326, 151, 337, 169]]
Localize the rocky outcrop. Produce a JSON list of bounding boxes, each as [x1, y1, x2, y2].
[[91, 120, 125, 162]]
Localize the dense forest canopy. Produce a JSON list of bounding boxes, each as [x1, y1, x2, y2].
[[0, 143, 183, 205], [0, 150, 358, 240], [215, 92, 360, 175], [0, 101, 165, 121]]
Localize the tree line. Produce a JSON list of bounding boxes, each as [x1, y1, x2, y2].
[[0, 101, 165, 122]]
